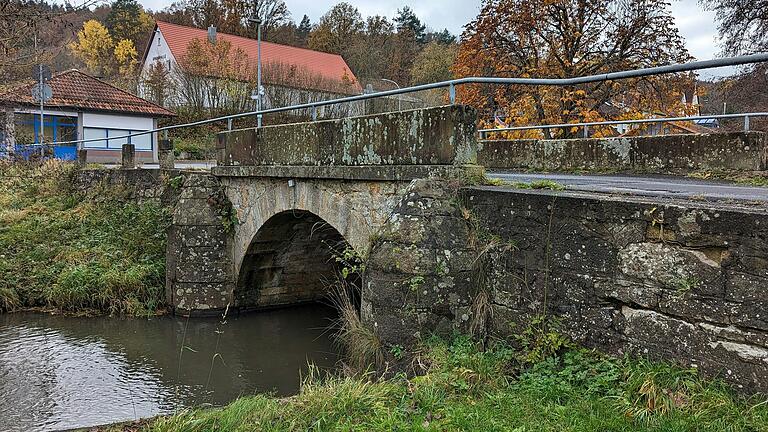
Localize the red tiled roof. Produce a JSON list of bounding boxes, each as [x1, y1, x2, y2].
[[153, 21, 362, 93], [0, 70, 176, 117]]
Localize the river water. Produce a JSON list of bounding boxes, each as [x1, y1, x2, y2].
[[0, 305, 341, 432]]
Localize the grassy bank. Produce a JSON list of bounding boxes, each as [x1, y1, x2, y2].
[[0, 161, 170, 316], [146, 336, 767, 431]]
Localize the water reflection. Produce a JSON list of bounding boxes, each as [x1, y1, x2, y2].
[[0, 304, 340, 432]]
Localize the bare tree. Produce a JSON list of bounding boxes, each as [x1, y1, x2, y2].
[[700, 0, 768, 55], [240, 0, 290, 38]]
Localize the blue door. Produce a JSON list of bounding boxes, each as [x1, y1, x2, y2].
[[17, 114, 78, 160]]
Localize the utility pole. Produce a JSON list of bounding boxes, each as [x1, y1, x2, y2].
[[34, 32, 44, 146], [248, 14, 263, 128], [39, 64, 44, 145]]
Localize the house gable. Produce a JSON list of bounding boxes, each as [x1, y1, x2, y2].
[[149, 21, 362, 94], [140, 24, 179, 77]]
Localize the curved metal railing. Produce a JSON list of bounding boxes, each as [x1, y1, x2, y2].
[[477, 112, 768, 139], [13, 53, 768, 147]]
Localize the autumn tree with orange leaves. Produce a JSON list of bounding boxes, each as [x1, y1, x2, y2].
[[454, 0, 695, 138]]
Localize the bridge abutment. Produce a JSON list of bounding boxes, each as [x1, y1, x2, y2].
[[166, 174, 235, 314]]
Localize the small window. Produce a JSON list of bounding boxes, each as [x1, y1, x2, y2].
[[83, 128, 107, 148], [108, 129, 130, 148], [130, 131, 152, 151]]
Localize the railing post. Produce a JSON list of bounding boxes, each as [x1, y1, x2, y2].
[[76, 149, 88, 168], [583, 125, 589, 138], [744, 115, 750, 131], [227, 118, 233, 131], [121, 144, 135, 169], [449, 83, 456, 105], [311, 106, 317, 121], [159, 138, 174, 170]]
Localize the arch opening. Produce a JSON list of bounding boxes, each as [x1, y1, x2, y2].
[[236, 210, 360, 312]]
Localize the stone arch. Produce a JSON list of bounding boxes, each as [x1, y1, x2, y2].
[[223, 178, 404, 285], [234, 209, 355, 311]]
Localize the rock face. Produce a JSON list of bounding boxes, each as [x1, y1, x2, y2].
[[478, 132, 768, 172], [460, 187, 768, 393]]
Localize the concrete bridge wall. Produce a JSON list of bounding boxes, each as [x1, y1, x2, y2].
[[479, 132, 768, 172], [366, 182, 768, 393]]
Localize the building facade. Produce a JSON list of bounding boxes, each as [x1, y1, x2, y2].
[[0, 70, 175, 163], [139, 21, 363, 117]]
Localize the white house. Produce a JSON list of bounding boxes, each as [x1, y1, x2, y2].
[[0, 69, 176, 163], [139, 21, 364, 117]]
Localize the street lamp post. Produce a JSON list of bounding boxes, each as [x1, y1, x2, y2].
[[380, 78, 401, 111], [248, 15, 263, 128]]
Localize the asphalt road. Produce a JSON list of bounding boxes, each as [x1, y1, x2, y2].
[[487, 172, 768, 203]]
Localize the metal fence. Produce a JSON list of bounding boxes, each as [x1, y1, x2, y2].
[[10, 53, 768, 148], [477, 112, 768, 140]]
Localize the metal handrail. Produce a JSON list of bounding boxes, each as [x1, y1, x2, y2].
[[478, 112, 768, 139], [17, 53, 768, 147]]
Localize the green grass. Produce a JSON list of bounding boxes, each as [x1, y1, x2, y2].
[[0, 161, 170, 316], [148, 336, 768, 432]]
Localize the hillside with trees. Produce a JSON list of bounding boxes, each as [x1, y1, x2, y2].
[[1, 0, 765, 133], [0, 1, 458, 96]]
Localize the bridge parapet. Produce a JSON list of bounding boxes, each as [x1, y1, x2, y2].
[[214, 105, 478, 180]]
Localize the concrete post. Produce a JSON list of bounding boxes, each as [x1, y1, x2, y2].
[[4, 110, 15, 157], [121, 144, 135, 169], [76, 149, 88, 167], [159, 139, 175, 170]]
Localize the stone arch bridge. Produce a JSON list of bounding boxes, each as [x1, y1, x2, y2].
[[165, 105, 768, 393], [166, 105, 477, 313]]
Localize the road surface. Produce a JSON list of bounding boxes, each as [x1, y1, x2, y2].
[[487, 172, 768, 203]]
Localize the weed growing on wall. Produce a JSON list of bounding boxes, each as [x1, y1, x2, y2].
[[0, 160, 170, 315]]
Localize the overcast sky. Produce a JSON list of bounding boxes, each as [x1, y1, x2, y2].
[[137, 0, 733, 77]]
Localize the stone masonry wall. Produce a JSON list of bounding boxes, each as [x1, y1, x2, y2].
[[72, 168, 181, 205], [478, 132, 768, 172], [364, 179, 478, 345], [366, 181, 768, 393], [461, 187, 768, 393], [166, 174, 235, 315]]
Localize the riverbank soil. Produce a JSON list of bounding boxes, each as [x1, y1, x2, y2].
[[148, 336, 768, 432], [0, 161, 170, 316]]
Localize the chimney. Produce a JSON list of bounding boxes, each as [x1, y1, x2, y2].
[[208, 25, 217, 44]]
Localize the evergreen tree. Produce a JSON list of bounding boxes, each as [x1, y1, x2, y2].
[[105, 0, 153, 46], [297, 14, 311, 39], [393, 6, 425, 43], [426, 28, 456, 45]]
